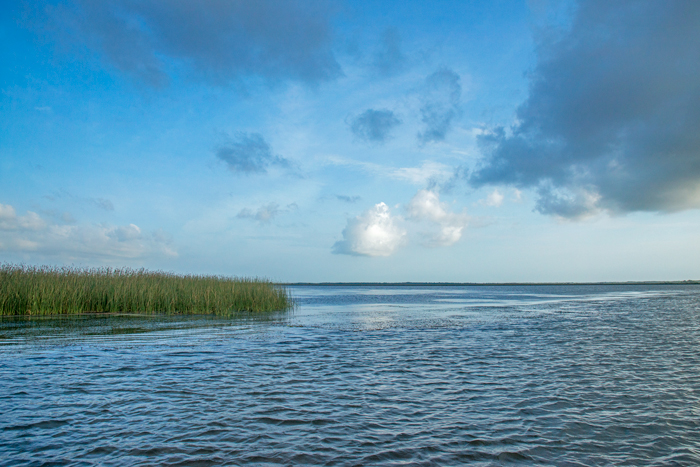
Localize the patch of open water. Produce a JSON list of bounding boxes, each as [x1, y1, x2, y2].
[[2, 285, 700, 465]]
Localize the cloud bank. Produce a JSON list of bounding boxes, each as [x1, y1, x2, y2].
[[28, 0, 340, 85], [332, 202, 406, 257], [0, 203, 176, 260], [471, 0, 700, 217]]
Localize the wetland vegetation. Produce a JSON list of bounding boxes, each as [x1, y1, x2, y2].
[[0, 264, 291, 315]]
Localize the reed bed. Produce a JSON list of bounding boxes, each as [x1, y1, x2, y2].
[[0, 264, 292, 315]]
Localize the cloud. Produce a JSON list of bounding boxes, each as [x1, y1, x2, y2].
[[333, 202, 406, 256], [371, 28, 406, 76], [237, 202, 299, 224], [534, 184, 601, 219], [349, 109, 402, 144], [237, 202, 280, 223], [480, 189, 504, 208], [0, 203, 176, 260], [336, 195, 361, 203], [216, 132, 291, 174], [0, 204, 46, 231], [392, 161, 453, 186], [94, 198, 114, 211], [349, 109, 401, 144], [26, 0, 340, 86], [418, 69, 461, 144], [406, 190, 469, 246], [323, 156, 452, 186], [470, 0, 700, 217]]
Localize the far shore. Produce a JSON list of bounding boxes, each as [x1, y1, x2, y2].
[[283, 281, 700, 286]]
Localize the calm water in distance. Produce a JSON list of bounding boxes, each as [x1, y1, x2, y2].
[[2, 285, 700, 465]]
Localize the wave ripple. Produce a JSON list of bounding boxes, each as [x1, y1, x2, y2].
[[2, 285, 700, 465]]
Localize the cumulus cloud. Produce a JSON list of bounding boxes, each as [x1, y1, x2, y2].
[[470, 0, 700, 217], [26, 0, 340, 86], [216, 132, 291, 174], [0, 204, 46, 231], [406, 190, 469, 247], [371, 28, 406, 76], [349, 109, 402, 144], [418, 69, 461, 144], [480, 189, 504, 208], [333, 202, 406, 256], [0, 203, 176, 260]]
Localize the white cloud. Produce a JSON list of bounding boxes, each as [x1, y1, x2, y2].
[[535, 185, 602, 220], [109, 224, 142, 242], [407, 190, 469, 246], [0, 203, 176, 261], [333, 202, 406, 256], [480, 189, 504, 207], [0, 204, 46, 231]]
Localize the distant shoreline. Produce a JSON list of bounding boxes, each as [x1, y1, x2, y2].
[[283, 281, 700, 287]]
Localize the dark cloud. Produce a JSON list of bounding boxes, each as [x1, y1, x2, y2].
[[28, 0, 340, 86], [216, 132, 290, 174], [371, 28, 406, 76], [418, 69, 461, 144], [471, 0, 700, 217], [350, 109, 401, 143]]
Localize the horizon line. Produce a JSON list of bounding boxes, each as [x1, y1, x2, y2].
[[280, 280, 700, 286]]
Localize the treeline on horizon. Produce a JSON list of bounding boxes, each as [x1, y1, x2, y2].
[[0, 264, 292, 316]]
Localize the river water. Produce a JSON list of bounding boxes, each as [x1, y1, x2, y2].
[[2, 285, 700, 465]]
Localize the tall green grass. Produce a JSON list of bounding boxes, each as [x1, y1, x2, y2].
[[0, 264, 292, 315]]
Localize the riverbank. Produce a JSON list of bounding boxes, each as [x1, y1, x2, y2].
[[0, 264, 291, 315]]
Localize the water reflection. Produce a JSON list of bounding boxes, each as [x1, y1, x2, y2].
[[0, 311, 291, 347], [2, 284, 700, 466]]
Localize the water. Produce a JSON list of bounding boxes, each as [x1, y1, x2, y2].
[[2, 285, 700, 466]]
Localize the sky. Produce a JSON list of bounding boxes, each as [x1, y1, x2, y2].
[[2, 0, 700, 282]]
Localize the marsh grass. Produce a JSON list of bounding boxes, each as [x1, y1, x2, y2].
[[0, 264, 292, 315]]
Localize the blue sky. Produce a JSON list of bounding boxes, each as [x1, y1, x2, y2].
[[2, 0, 700, 282]]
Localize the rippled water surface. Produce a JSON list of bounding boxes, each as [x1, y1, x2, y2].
[[2, 285, 700, 465]]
